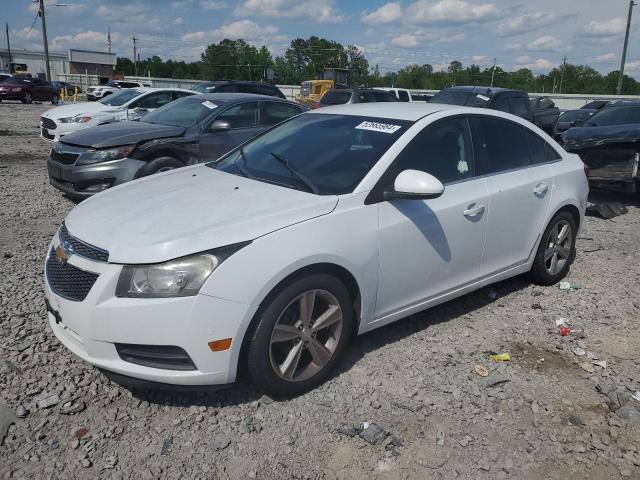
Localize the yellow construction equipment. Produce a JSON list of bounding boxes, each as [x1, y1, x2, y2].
[[295, 68, 348, 107]]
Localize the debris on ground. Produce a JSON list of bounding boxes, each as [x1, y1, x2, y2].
[[0, 405, 17, 446], [473, 364, 489, 377], [59, 400, 86, 415], [592, 360, 607, 369], [580, 362, 595, 373], [572, 347, 587, 356], [160, 437, 173, 456], [559, 281, 582, 290], [586, 202, 628, 220], [35, 392, 60, 409], [337, 422, 401, 447]]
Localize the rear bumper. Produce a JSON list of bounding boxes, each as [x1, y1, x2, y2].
[[47, 156, 146, 198], [0, 92, 25, 101]]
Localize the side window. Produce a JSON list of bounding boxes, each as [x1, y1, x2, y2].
[[259, 85, 277, 97], [216, 102, 259, 129], [545, 143, 562, 162], [357, 92, 375, 103], [510, 96, 530, 118], [172, 91, 194, 100], [491, 95, 510, 113], [472, 116, 530, 175], [261, 102, 299, 126], [397, 90, 410, 102], [373, 91, 392, 102], [133, 92, 173, 109], [217, 84, 236, 93], [524, 129, 546, 164], [392, 117, 473, 184]]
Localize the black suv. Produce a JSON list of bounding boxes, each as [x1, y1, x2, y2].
[[319, 88, 398, 107], [191, 81, 286, 99], [430, 86, 533, 120]]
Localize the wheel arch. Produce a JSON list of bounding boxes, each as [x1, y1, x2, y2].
[[553, 202, 581, 230]]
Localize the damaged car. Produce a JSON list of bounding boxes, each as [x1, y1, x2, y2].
[[562, 100, 640, 193], [47, 93, 306, 198]]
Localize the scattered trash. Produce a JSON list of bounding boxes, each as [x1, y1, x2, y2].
[[593, 360, 607, 369], [160, 437, 173, 456], [586, 202, 628, 220], [487, 378, 510, 388], [556, 318, 568, 327], [490, 352, 511, 362], [632, 392, 640, 402], [359, 422, 388, 445], [579, 362, 595, 373], [487, 289, 497, 299], [474, 364, 489, 377], [0, 405, 17, 446], [436, 430, 445, 446], [391, 400, 423, 413], [617, 405, 640, 424], [35, 392, 60, 409], [572, 347, 587, 357], [559, 327, 571, 337], [74, 427, 89, 439], [559, 281, 582, 290], [59, 400, 85, 415]]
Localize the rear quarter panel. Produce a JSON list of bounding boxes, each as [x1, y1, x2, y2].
[[548, 150, 589, 235]]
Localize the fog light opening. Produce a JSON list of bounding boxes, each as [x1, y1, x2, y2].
[[208, 338, 232, 352]]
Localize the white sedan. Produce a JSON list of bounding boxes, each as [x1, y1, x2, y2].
[[44, 103, 589, 396], [40, 87, 196, 141]]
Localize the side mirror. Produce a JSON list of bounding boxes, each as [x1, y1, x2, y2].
[[209, 120, 231, 132], [386, 169, 445, 200], [569, 121, 576, 127]]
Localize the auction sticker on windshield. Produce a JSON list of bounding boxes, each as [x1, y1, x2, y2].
[[355, 121, 402, 134], [202, 101, 218, 109]]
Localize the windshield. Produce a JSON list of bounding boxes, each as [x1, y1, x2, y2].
[[559, 110, 594, 123], [191, 84, 211, 93], [2, 77, 31, 85], [211, 114, 411, 195], [98, 89, 142, 106], [141, 96, 218, 127], [586, 106, 640, 127], [429, 90, 470, 105], [320, 91, 352, 106]]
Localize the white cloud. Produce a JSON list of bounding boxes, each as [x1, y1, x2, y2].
[[182, 20, 279, 43], [497, 12, 569, 37], [174, 17, 184, 25], [362, 3, 402, 24], [472, 55, 487, 62], [514, 57, 554, 72], [51, 30, 121, 52], [391, 34, 420, 48], [588, 52, 616, 63], [625, 60, 640, 72], [407, 0, 500, 25], [527, 35, 562, 52], [439, 32, 466, 43], [14, 27, 41, 41], [236, 0, 344, 23], [200, 1, 227, 9], [582, 17, 626, 37]]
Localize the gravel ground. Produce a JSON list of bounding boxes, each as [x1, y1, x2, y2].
[[1, 102, 639, 480]]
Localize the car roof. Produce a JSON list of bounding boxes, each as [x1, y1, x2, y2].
[[310, 102, 459, 121], [606, 99, 640, 107], [193, 92, 294, 104], [198, 81, 277, 87], [441, 86, 519, 94], [130, 87, 197, 94]]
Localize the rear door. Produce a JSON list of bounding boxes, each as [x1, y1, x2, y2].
[[470, 115, 554, 276], [198, 101, 262, 161]]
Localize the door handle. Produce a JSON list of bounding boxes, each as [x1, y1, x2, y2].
[[534, 182, 549, 195], [463, 204, 485, 217]]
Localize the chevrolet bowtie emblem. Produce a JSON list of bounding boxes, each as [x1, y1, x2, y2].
[[55, 243, 70, 264]]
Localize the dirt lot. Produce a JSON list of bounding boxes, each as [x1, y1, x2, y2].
[[0, 102, 639, 480]]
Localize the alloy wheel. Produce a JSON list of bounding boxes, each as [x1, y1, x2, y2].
[[269, 289, 343, 382], [544, 219, 572, 275], [25, 93, 32, 104]]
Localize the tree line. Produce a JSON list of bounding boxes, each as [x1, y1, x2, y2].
[[115, 36, 640, 95]]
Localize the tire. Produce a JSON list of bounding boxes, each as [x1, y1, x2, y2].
[[247, 274, 354, 397], [51, 94, 59, 105], [22, 92, 33, 104], [135, 157, 184, 178], [529, 211, 577, 285]]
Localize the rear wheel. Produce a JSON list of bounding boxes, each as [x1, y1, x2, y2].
[[51, 94, 59, 105], [22, 92, 33, 104], [247, 274, 353, 397], [135, 157, 184, 178], [529, 211, 577, 285]]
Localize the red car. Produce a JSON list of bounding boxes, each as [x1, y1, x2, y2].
[[0, 77, 59, 104]]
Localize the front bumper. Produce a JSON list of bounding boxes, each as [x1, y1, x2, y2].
[[0, 91, 25, 101], [44, 233, 258, 386], [47, 156, 146, 198], [40, 120, 89, 142]]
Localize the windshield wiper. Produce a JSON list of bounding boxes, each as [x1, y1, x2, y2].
[[234, 148, 256, 179], [269, 152, 319, 194]]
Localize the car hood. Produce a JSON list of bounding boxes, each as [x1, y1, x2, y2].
[[60, 121, 186, 149], [562, 123, 640, 150], [64, 165, 338, 264], [42, 102, 114, 120]]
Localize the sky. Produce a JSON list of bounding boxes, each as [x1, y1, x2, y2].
[[2, 0, 639, 78]]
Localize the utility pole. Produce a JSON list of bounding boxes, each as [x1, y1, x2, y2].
[[38, 0, 51, 81], [490, 57, 496, 87], [132, 36, 138, 76], [107, 25, 111, 53], [617, 0, 636, 95], [5, 23, 11, 67], [559, 56, 567, 94]]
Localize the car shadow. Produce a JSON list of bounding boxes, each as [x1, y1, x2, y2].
[[112, 275, 533, 408], [587, 187, 640, 208]]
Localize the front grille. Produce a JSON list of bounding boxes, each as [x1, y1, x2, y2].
[[42, 128, 55, 140], [50, 149, 79, 165], [59, 223, 109, 262], [115, 344, 197, 371], [41, 117, 56, 130], [87, 87, 95, 93], [46, 249, 99, 301]]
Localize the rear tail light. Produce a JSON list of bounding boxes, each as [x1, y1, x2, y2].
[[583, 163, 590, 179], [11, 87, 22, 92]]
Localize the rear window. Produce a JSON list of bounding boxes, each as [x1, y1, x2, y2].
[[430, 90, 470, 105], [397, 90, 410, 102], [587, 106, 640, 126], [320, 90, 352, 106]]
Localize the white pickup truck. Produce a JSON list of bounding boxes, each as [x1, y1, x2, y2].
[[86, 80, 150, 101]]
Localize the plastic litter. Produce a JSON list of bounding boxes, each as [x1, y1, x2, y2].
[[559, 281, 582, 290], [559, 326, 571, 336], [556, 318, 568, 327], [490, 352, 511, 362], [35, 392, 60, 409], [579, 361, 595, 373], [359, 422, 389, 445], [572, 347, 587, 356], [474, 364, 489, 377], [593, 360, 607, 369], [632, 391, 640, 402]]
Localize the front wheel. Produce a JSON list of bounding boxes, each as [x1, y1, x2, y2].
[[51, 94, 59, 105], [135, 157, 184, 178], [529, 211, 577, 285], [22, 92, 33, 104], [247, 274, 354, 397]]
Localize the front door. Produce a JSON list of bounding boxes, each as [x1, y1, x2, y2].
[[375, 116, 489, 319], [198, 101, 263, 162]]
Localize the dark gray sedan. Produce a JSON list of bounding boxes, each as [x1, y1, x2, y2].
[[47, 93, 307, 198]]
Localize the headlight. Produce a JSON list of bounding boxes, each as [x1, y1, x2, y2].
[[76, 145, 135, 165], [59, 116, 92, 124], [115, 244, 249, 298]]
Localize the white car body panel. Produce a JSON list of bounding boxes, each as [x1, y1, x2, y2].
[[40, 88, 195, 142], [44, 103, 589, 386]]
